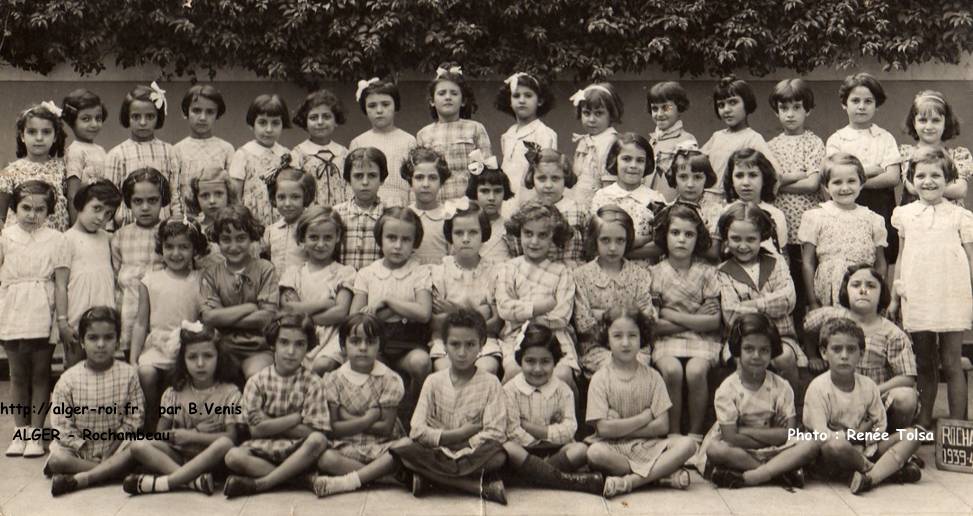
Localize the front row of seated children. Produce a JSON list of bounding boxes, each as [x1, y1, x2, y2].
[[43, 302, 924, 501]]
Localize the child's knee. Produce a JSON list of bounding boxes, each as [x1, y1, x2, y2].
[[820, 438, 852, 462], [303, 432, 328, 455], [47, 449, 73, 473], [402, 351, 431, 376], [484, 452, 506, 471], [705, 440, 731, 462], [685, 358, 709, 383], [502, 360, 521, 383], [772, 349, 796, 372], [316, 449, 342, 470], [224, 447, 249, 469], [564, 442, 588, 461], [656, 358, 683, 382], [889, 388, 919, 417], [669, 435, 698, 458], [476, 356, 500, 375], [586, 443, 611, 466]]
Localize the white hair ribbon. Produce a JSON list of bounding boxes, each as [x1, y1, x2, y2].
[[436, 66, 463, 78], [355, 78, 380, 102], [38, 100, 62, 118], [570, 84, 613, 107], [467, 149, 499, 176], [504, 72, 527, 95], [149, 81, 167, 116]]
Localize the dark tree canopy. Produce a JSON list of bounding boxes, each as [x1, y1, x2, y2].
[[1, 0, 971, 85]]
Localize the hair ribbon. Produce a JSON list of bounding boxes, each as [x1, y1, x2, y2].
[[504, 72, 528, 95], [436, 66, 462, 78], [149, 81, 168, 116], [467, 149, 498, 176], [570, 84, 613, 107], [39, 100, 63, 118], [355, 78, 380, 102]]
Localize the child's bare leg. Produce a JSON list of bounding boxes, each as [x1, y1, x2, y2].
[[253, 433, 327, 491], [820, 437, 867, 472], [63, 340, 84, 369], [685, 358, 710, 436], [501, 358, 521, 384], [398, 349, 431, 393], [241, 352, 274, 380], [939, 332, 968, 420], [130, 440, 183, 475], [885, 387, 919, 431], [742, 440, 819, 485], [867, 432, 921, 485], [317, 449, 365, 475], [586, 442, 634, 476], [29, 346, 53, 429], [655, 357, 684, 435], [5, 347, 31, 427], [562, 442, 589, 470], [138, 366, 160, 432], [48, 448, 98, 475], [502, 441, 530, 467], [414, 453, 506, 496], [772, 347, 799, 391], [912, 332, 938, 428], [224, 448, 277, 478], [627, 435, 695, 489], [706, 440, 762, 471], [475, 356, 500, 376], [311, 356, 341, 376], [167, 437, 234, 486], [75, 446, 134, 488]]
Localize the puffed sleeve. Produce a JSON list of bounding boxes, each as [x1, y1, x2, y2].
[[412, 262, 433, 294], [200, 266, 224, 311], [878, 132, 903, 170], [64, 145, 84, 180], [802, 306, 846, 333], [241, 373, 268, 426], [228, 147, 249, 181], [378, 372, 405, 409], [336, 264, 356, 292], [869, 210, 888, 247], [503, 384, 535, 447], [714, 377, 740, 427], [958, 207, 973, 244], [351, 264, 373, 296], [797, 209, 821, 245], [51, 232, 70, 270], [774, 375, 797, 425], [584, 369, 610, 424], [890, 205, 906, 236], [301, 375, 332, 433], [278, 264, 300, 294], [805, 133, 825, 176]]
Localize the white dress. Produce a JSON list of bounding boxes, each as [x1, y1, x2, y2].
[[891, 200, 973, 332], [65, 227, 116, 328]]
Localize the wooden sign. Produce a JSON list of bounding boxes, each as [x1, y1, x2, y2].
[[936, 418, 973, 474]]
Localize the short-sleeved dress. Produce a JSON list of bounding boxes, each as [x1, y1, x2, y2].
[[891, 200, 973, 332], [504, 374, 577, 449], [279, 261, 356, 366], [349, 128, 416, 208], [64, 141, 108, 186], [160, 382, 243, 457], [650, 259, 721, 363], [701, 128, 781, 204], [590, 183, 665, 244], [138, 269, 202, 369], [240, 365, 330, 463], [585, 363, 677, 477], [429, 256, 501, 359], [105, 138, 184, 224], [263, 219, 305, 276], [351, 257, 432, 357], [291, 139, 351, 208], [479, 216, 511, 268], [573, 259, 655, 374], [768, 131, 825, 245], [416, 119, 492, 202], [200, 258, 279, 358], [647, 121, 696, 202], [0, 158, 70, 231], [322, 361, 405, 462], [500, 119, 558, 215], [899, 144, 973, 207], [698, 371, 797, 469], [333, 200, 384, 271], [0, 225, 68, 342], [798, 201, 887, 306], [825, 124, 903, 263], [64, 227, 115, 329], [228, 140, 289, 227], [173, 136, 234, 212], [409, 200, 462, 265], [111, 222, 164, 349], [572, 128, 618, 209]]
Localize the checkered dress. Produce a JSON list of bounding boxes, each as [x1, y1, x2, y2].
[[650, 259, 721, 362], [416, 119, 492, 202], [111, 222, 163, 349], [504, 374, 576, 447], [105, 138, 184, 224], [50, 361, 145, 462], [804, 306, 917, 385], [333, 200, 384, 271], [292, 140, 352, 208], [493, 256, 578, 371], [590, 183, 664, 242], [322, 362, 405, 462], [173, 136, 234, 214], [228, 140, 289, 227], [349, 129, 416, 208], [240, 365, 330, 463], [160, 383, 243, 455], [409, 369, 506, 451], [571, 129, 617, 209], [573, 259, 655, 356], [585, 363, 675, 477], [647, 122, 696, 202]]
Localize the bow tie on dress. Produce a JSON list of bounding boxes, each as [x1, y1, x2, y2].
[[308, 150, 340, 179]]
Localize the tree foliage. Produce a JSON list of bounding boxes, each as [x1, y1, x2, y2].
[[1, 0, 971, 85]]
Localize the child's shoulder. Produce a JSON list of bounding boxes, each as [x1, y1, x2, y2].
[[473, 368, 503, 389]]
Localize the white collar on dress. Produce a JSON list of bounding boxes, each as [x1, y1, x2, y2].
[[370, 257, 421, 280], [513, 373, 559, 398], [337, 360, 390, 386]]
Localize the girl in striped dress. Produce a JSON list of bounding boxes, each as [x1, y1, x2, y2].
[[586, 306, 698, 497]]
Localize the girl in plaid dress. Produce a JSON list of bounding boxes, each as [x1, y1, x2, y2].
[[646, 81, 697, 202], [111, 169, 168, 352], [570, 83, 621, 208], [280, 206, 355, 376], [199, 206, 278, 379], [174, 85, 234, 215], [105, 83, 183, 226], [62, 89, 109, 224], [291, 89, 351, 208], [223, 312, 330, 498], [229, 94, 291, 227], [390, 310, 509, 505], [48, 307, 144, 496], [350, 78, 415, 208], [0, 102, 70, 232], [650, 203, 720, 440], [502, 323, 605, 494], [664, 144, 722, 251], [312, 314, 411, 497], [332, 147, 387, 271], [495, 72, 557, 215], [518, 148, 588, 267], [416, 62, 493, 202], [716, 203, 803, 389], [262, 164, 315, 275], [123, 322, 243, 495], [495, 201, 579, 394], [803, 265, 918, 431], [586, 306, 698, 497], [705, 314, 819, 489]]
